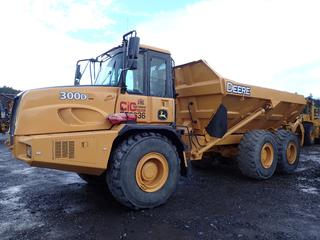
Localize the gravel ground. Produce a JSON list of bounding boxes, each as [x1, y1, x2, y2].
[[0, 139, 319, 240]]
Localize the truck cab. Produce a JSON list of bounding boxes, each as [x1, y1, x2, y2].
[[74, 39, 175, 124], [10, 31, 185, 209]]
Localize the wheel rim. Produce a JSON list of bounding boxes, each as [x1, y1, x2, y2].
[[286, 142, 297, 165], [260, 143, 274, 169], [135, 152, 169, 192]]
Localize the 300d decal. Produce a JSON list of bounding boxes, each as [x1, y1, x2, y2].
[[60, 91, 88, 100], [226, 82, 251, 96]]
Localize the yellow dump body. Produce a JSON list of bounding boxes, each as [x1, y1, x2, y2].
[[174, 60, 306, 139]]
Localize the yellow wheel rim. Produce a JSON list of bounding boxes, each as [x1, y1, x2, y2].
[[286, 142, 297, 165], [135, 152, 169, 192], [260, 143, 274, 169]]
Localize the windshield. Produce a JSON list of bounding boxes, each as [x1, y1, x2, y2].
[[75, 48, 123, 86]]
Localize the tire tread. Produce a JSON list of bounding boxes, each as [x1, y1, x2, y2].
[[107, 132, 178, 209], [238, 130, 277, 179]]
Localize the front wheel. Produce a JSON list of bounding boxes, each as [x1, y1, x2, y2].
[[107, 133, 180, 209]]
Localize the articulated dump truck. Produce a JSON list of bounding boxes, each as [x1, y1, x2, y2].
[[9, 31, 306, 209], [0, 93, 14, 134], [301, 98, 320, 145]]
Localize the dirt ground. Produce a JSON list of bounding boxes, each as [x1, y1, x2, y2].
[[0, 139, 319, 240]]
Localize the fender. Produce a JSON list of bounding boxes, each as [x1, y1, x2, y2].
[[116, 124, 188, 176], [118, 124, 186, 151]]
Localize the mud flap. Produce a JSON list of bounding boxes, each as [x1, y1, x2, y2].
[[206, 104, 228, 138]]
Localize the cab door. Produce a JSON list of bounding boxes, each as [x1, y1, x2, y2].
[[147, 51, 175, 124], [116, 53, 150, 123], [116, 50, 175, 124]]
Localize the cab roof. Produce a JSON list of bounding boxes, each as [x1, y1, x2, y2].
[[140, 44, 171, 54]]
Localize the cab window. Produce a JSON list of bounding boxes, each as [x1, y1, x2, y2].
[[150, 57, 167, 97]]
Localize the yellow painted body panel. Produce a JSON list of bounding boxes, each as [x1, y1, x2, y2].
[[116, 93, 174, 123], [15, 86, 118, 135], [174, 60, 306, 158], [140, 44, 170, 54], [12, 85, 175, 173], [14, 127, 122, 175], [175, 60, 305, 134]]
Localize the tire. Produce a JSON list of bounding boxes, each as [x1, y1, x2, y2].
[[238, 130, 278, 180], [78, 172, 106, 185], [274, 130, 300, 174], [106, 132, 180, 209], [303, 122, 315, 146]]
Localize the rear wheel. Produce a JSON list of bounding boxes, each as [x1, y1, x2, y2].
[[275, 130, 300, 174], [107, 132, 180, 209], [238, 130, 278, 180], [303, 122, 315, 146]]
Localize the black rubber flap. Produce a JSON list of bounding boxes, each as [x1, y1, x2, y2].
[[206, 104, 228, 138]]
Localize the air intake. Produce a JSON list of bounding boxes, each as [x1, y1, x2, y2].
[[54, 141, 75, 159]]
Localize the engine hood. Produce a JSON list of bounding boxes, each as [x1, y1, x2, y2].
[[14, 86, 119, 135]]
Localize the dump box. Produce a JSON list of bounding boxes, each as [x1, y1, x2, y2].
[[174, 60, 306, 160]]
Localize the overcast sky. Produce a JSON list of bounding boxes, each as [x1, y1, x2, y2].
[[0, 0, 319, 97]]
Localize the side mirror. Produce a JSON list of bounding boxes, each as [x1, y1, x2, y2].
[[74, 64, 82, 85], [127, 59, 138, 70], [128, 36, 140, 59], [127, 36, 140, 70]]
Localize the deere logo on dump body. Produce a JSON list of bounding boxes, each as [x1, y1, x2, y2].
[[226, 82, 251, 96]]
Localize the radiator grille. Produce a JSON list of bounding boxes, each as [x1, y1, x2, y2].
[[54, 141, 75, 159], [55, 141, 62, 158], [62, 141, 68, 158], [68, 141, 75, 159]]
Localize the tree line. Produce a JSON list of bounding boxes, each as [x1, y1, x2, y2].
[[0, 86, 21, 95]]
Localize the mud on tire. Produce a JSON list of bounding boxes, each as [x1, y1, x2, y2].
[[106, 132, 180, 209], [275, 130, 300, 174], [238, 130, 278, 180]]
